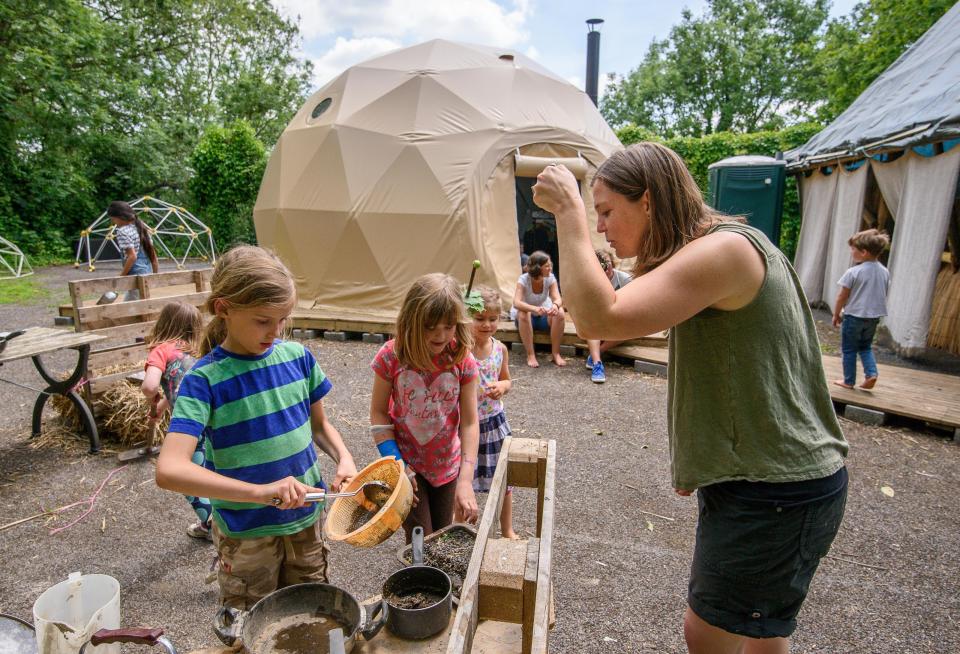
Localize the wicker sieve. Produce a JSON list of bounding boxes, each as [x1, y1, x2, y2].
[[324, 456, 413, 548]]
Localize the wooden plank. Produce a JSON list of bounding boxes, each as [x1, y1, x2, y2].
[[478, 538, 527, 623], [506, 439, 546, 489], [89, 321, 157, 342], [76, 291, 208, 325], [90, 371, 139, 396], [530, 440, 556, 654], [447, 436, 514, 654], [89, 343, 149, 370], [68, 269, 211, 298], [0, 327, 105, 364], [521, 537, 540, 654]]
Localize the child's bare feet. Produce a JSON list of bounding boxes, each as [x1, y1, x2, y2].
[[832, 379, 854, 389], [860, 376, 877, 389], [552, 354, 567, 366], [526, 355, 539, 368]]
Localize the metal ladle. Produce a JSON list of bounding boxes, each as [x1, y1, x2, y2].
[[271, 480, 392, 507]]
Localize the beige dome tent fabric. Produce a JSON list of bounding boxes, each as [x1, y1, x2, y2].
[[254, 39, 622, 317]]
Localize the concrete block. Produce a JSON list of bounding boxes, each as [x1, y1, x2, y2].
[[303, 329, 320, 339], [291, 328, 304, 339], [634, 360, 667, 378], [324, 330, 347, 342], [510, 342, 526, 355], [54, 316, 74, 327], [362, 332, 385, 344], [843, 404, 885, 426], [558, 344, 576, 357]]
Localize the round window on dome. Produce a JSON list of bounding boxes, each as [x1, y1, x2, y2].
[[311, 98, 333, 120]]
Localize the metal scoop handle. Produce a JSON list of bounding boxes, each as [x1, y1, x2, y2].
[[270, 481, 390, 506]]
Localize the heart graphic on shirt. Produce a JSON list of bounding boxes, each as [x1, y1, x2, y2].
[[395, 370, 459, 445]]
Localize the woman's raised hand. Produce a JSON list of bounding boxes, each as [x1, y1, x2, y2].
[[532, 164, 579, 215]]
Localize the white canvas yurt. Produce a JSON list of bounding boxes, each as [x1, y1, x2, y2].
[[254, 39, 622, 318], [786, 4, 960, 356]]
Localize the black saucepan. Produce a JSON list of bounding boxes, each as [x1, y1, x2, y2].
[[382, 525, 452, 640], [0, 329, 26, 355]]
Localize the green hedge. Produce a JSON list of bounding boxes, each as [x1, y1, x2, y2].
[[616, 123, 822, 260]]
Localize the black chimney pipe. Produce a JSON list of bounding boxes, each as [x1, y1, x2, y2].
[[585, 18, 604, 106]]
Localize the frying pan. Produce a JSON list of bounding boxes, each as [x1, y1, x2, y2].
[[0, 329, 26, 355]]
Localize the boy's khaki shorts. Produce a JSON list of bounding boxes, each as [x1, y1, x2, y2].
[[213, 518, 329, 610]]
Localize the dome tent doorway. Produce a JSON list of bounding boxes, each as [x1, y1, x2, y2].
[[254, 39, 622, 318], [75, 196, 217, 272]]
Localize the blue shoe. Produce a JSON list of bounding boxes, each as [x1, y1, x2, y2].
[[585, 355, 593, 369], [591, 361, 606, 383]]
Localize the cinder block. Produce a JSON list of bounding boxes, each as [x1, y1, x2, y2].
[[54, 316, 74, 327], [843, 404, 885, 426], [291, 328, 304, 339], [324, 330, 347, 342], [510, 342, 526, 355], [303, 329, 320, 339], [558, 344, 576, 357], [362, 332, 385, 344], [634, 360, 667, 378]]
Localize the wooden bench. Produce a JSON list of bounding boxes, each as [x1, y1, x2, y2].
[[67, 269, 212, 399]]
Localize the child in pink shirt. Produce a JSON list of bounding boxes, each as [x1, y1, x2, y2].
[[370, 273, 480, 539]]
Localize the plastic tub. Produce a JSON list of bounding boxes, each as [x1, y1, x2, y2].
[[33, 573, 120, 654]]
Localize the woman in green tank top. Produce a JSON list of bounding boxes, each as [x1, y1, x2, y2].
[[532, 143, 848, 654]]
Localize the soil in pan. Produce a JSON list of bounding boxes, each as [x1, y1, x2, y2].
[[348, 505, 380, 533], [402, 528, 475, 595], [248, 612, 350, 654], [384, 586, 448, 610]]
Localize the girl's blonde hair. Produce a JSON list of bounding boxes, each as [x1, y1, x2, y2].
[[201, 245, 296, 355], [594, 142, 737, 276], [470, 285, 502, 317], [526, 251, 552, 278], [147, 301, 203, 357], [395, 273, 473, 371]]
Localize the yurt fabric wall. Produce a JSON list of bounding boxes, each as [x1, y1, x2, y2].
[[882, 147, 960, 354], [794, 169, 839, 303], [820, 163, 870, 308]]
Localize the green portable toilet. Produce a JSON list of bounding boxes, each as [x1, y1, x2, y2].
[[708, 155, 786, 246]]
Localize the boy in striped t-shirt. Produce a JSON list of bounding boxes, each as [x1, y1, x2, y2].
[[157, 246, 357, 609]]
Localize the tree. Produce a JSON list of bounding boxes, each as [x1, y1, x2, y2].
[[189, 120, 267, 248], [601, 0, 829, 137], [816, 0, 953, 122], [0, 0, 312, 261]]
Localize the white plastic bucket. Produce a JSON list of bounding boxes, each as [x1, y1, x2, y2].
[[32, 572, 121, 654]]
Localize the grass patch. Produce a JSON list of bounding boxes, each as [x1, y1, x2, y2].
[[0, 276, 51, 305]]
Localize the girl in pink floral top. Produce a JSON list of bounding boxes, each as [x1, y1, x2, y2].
[[370, 273, 481, 539], [469, 286, 517, 539]]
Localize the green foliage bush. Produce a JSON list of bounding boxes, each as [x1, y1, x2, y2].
[[189, 121, 267, 250], [616, 123, 822, 260]]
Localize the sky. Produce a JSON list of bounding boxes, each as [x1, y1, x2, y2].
[[273, 0, 862, 100]]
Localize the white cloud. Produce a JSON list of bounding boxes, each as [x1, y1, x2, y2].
[[311, 36, 403, 87], [524, 44, 540, 61], [274, 0, 532, 45]]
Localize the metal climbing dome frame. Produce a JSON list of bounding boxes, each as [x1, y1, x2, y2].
[[75, 196, 217, 272], [0, 235, 33, 279]]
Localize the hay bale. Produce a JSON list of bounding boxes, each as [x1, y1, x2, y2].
[[97, 382, 168, 446]]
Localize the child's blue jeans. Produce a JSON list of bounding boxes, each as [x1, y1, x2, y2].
[[841, 315, 879, 385]]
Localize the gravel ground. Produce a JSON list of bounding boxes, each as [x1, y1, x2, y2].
[[0, 263, 958, 653]]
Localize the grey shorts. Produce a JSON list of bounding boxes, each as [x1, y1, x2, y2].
[[688, 475, 847, 638]]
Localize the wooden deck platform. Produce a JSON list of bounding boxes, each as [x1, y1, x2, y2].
[[622, 346, 960, 436]]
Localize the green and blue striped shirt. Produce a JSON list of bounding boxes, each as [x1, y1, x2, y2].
[[170, 340, 331, 538]]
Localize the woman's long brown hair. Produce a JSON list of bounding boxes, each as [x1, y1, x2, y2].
[[593, 142, 737, 276]]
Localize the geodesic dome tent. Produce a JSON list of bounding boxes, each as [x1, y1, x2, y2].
[[75, 196, 216, 272], [254, 39, 622, 316], [0, 235, 32, 279]]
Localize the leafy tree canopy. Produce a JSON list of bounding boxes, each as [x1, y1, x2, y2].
[[602, 0, 829, 137], [0, 0, 311, 261]]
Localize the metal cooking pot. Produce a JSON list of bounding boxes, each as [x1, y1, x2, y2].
[[214, 583, 385, 654], [0, 612, 37, 654], [382, 526, 452, 640]]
